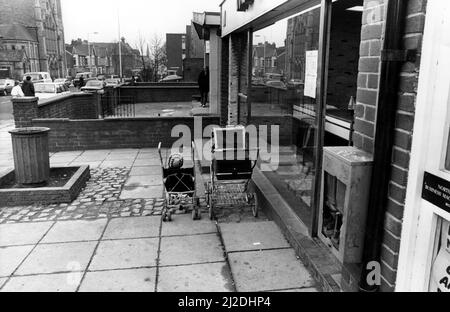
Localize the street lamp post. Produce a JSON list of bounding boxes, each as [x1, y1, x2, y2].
[[87, 32, 98, 73], [255, 34, 266, 76]]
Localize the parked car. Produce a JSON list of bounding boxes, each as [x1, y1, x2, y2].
[[0, 78, 15, 96], [35, 83, 70, 100], [97, 75, 106, 81], [266, 80, 287, 89], [159, 75, 183, 82], [54, 78, 71, 88], [81, 80, 106, 93], [104, 78, 121, 87], [23, 72, 52, 84], [73, 72, 95, 88]]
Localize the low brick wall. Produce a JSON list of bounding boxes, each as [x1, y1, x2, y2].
[[31, 116, 221, 152], [12, 94, 99, 128], [119, 85, 200, 103], [38, 92, 99, 120]]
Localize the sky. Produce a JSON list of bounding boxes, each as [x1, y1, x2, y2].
[[61, 0, 222, 46]]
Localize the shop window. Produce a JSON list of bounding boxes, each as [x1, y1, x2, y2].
[[446, 129, 450, 171], [429, 218, 450, 292], [246, 0, 363, 230]]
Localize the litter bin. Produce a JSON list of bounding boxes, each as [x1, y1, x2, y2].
[[9, 127, 51, 185]]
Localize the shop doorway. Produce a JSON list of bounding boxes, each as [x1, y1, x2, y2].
[[396, 0, 450, 292]]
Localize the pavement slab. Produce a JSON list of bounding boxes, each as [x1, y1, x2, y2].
[[219, 221, 291, 253], [159, 234, 224, 266], [120, 185, 164, 199], [41, 219, 108, 243], [0, 222, 53, 247], [88, 238, 159, 271], [129, 166, 161, 176], [228, 249, 316, 292], [1, 272, 82, 292], [0, 245, 34, 277], [79, 268, 156, 292], [125, 175, 162, 187], [103, 216, 160, 239], [157, 262, 234, 292], [15, 241, 97, 275], [161, 214, 217, 237]]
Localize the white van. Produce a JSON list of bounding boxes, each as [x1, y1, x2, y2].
[[23, 72, 52, 84]]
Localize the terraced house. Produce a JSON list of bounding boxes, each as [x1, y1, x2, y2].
[[0, 0, 66, 79]]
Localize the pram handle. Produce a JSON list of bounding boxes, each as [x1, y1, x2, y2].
[[158, 142, 164, 168]]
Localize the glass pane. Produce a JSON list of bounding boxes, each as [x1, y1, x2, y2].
[[248, 0, 362, 231], [250, 6, 321, 230]]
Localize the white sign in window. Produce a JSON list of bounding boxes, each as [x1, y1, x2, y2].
[[304, 50, 318, 98]]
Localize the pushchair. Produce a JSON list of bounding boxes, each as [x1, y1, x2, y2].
[[206, 126, 259, 220], [158, 142, 201, 222]]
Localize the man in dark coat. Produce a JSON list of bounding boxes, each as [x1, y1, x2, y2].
[[78, 75, 85, 89], [21, 76, 35, 96], [198, 67, 209, 107]]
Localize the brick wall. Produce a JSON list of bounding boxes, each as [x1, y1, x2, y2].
[[354, 0, 427, 291], [31, 116, 220, 152], [119, 86, 200, 103], [38, 93, 99, 120], [12, 94, 99, 128]]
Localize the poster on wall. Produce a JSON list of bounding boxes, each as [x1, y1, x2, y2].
[[429, 219, 450, 292], [304, 50, 318, 98]]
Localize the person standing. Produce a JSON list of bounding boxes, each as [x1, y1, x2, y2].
[[11, 81, 24, 98], [198, 67, 209, 108], [21, 76, 35, 96], [78, 75, 85, 89]]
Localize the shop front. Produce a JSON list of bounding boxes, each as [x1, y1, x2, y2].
[[220, 0, 371, 291]]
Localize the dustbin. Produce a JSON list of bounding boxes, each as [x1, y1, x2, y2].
[[9, 127, 51, 185]]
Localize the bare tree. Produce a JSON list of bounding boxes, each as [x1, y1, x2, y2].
[[149, 34, 166, 82], [135, 32, 149, 81]]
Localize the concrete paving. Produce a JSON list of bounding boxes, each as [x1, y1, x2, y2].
[[0, 213, 320, 292], [0, 122, 320, 292]]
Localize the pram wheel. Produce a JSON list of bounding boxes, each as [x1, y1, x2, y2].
[[162, 210, 173, 222], [208, 202, 214, 220], [252, 194, 258, 218], [192, 208, 201, 220]]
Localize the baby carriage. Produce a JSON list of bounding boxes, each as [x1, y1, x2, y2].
[[206, 126, 259, 220], [158, 142, 201, 222]]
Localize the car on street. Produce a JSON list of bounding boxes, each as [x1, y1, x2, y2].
[[159, 75, 183, 82], [73, 72, 95, 88], [23, 72, 52, 84], [0, 79, 15, 96], [35, 83, 70, 100], [104, 78, 121, 87], [266, 80, 287, 89], [81, 80, 106, 93], [54, 78, 71, 88]]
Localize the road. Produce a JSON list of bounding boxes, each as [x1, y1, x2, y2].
[[0, 95, 13, 127]]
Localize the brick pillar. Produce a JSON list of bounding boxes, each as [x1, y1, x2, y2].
[[228, 34, 240, 125], [354, 0, 387, 154], [228, 32, 248, 126], [220, 36, 229, 126], [12, 97, 39, 128]]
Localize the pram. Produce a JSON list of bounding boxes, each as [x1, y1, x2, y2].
[[206, 126, 259, 220], [158, 142, 201, 222]]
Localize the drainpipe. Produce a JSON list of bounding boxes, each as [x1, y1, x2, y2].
[[359, 0, 415, 292]]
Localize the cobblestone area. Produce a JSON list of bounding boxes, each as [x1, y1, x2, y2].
[[0, 167, 207, 224]]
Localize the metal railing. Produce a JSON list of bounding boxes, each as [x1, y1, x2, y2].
[[101, 95, 136, 118]]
